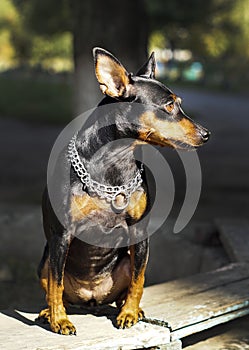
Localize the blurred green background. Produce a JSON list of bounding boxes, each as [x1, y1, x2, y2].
[[0, 0, 248, 123]]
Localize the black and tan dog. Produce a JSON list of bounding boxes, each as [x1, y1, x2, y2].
[[37, 48, 210, 335]]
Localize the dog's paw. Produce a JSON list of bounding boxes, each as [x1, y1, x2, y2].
[[36, 308, 76, 335], [51, 318, 77, 335], [116, 307, 144, 329], [36, 308, 50, 324], [137, 307, 145, 320]]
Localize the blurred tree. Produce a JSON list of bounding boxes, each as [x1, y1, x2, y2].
[[30, 33, 73, 71], [18, 0, 71, 35], [0, 0, 32, 66], [0, 0, 72, 69], [70, 0, 148, 113], [0, 0, 18, 68], [18, 0, 148, 112]]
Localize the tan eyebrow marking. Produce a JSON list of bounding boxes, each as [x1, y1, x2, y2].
[[168, 94, 181, 104]]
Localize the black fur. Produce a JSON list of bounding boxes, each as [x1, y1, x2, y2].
[[38, 48, 210, 334]]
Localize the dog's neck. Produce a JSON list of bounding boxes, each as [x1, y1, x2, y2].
[[75, 98, 140, 187]]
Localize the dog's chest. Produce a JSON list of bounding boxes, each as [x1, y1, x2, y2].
[[70, 190, 147, 229]]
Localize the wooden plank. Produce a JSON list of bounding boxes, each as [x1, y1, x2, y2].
[[216, 219, 249, 262], [171, 307, 249, 341], [158, 339, 182, 350], [144, 278, 249, 331], [0, 309, 171, 350], [142, 263, 249, 337], [142, 263, 249, 307]]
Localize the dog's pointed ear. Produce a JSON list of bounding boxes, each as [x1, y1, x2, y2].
[[136, 52, 156, 79], [93, 47, 130, 98]]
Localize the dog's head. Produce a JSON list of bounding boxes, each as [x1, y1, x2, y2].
[[93, 47, 210, 149]]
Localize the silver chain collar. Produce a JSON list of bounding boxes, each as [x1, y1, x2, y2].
[[67, 133, 143, 210]]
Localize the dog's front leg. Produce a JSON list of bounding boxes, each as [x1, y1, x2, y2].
[[117, 237, 149, 328], [39, 232, 76, 335]]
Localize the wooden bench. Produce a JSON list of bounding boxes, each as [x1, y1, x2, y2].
[[1, 220, 249, 349]]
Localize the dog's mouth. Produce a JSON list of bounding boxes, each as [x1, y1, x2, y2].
[[139, 130, 202, 150], [169, 139, 197, 150]]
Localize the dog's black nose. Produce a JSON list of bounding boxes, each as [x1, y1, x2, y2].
[[200, 128, 210, 142]]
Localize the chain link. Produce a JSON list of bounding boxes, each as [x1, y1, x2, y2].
[[68, 133, 143, 202]]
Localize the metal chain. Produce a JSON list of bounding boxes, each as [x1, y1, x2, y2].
[[67, 133, 143, 202]]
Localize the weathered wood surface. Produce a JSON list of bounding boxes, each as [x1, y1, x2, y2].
[[217, 219, 249, 263], [142, 263, 249, 338], [1, 263, 249, 349], [171, 307, 249, 341], [0, 308, 170, 350]]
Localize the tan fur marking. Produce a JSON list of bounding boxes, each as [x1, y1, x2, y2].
[[138, 111, 200, 147], [40, 258, 49, 292], [70, 194, 107, 222], [46, 269, 65, 319], [71, 191, 146, 223], [47, 268, 75, 334], [178, 117, 197, 135], [127, 191, 147, 221], [39, 263, 76, 334], [169, 94, 181, 104], [116, 245, 147, 328]]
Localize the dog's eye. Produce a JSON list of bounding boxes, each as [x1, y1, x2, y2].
[[164, 102, 175, 113]]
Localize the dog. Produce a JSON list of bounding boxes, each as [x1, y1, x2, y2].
[[37, 47, 210, 335]]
